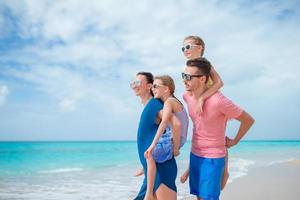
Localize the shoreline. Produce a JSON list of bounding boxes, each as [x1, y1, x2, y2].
[[1, 141, 299, 199]]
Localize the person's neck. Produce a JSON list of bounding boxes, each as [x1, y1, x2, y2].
[[140, 93, 152, 105], [188, 55, 202, 60], [160, 93, 171, 102], [192, 85, 207, 99]]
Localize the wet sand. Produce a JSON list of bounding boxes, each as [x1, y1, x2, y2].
[[221, 161, 300, 200]]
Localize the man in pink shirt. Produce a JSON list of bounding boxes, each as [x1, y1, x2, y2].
[[182, 58, 255, 200]]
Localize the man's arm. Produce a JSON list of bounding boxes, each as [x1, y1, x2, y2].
[[226, 111, 255, 148]]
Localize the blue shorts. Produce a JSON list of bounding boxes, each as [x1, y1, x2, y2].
[[189, 152, 225, 200], [152, 130, 173, 163]]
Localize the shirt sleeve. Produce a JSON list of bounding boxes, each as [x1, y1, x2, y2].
[[148, 98, 163, 123], [183, 92, 189, 103], [217, 93, 243, 119]]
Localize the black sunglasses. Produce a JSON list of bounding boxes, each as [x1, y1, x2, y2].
[[181, 44, 198, 52], [152, 83, 165, 89], [130, 80, 142, 88], [181, 72, 204, 81]]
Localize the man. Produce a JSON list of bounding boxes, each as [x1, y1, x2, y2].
[[182, 58, 255, 200], [131, 72, 177, 200]]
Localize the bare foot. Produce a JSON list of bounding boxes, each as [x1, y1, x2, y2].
[[180, 170, 189, 183], [134, 168, 144, 177], [174, 149, 180, 157]]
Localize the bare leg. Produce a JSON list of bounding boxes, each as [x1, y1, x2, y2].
[[221, 149, 229, 190], [156, 183, 177, 200], [145, 156, 156, 200]]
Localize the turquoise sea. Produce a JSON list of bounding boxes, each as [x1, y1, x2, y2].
[[1, 140, 300, 199]]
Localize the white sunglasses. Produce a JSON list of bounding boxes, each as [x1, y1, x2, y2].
[[181, 44, 198, 52]]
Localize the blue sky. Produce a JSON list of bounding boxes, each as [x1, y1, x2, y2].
[[0, 0, 299, 141]]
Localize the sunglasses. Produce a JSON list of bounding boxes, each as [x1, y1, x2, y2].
[[152, 83, 165, 89], [181, 44, 198, 52], [181, 72, 204, 81], [130, 80, 142, 88]]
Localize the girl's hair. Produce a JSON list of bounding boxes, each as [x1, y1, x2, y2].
[[136, 71, 154, 96], [183, 35, 205, 56], [155, 75, 184, 106], [154, 75, 175, 95]]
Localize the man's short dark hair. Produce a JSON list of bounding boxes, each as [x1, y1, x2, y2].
[[136, 71, 154, 96], [136, 72, 154, 84], [186, 58, 211, 82]]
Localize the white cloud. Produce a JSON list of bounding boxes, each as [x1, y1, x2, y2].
[[0, 0, 300, 140], [59, 98, 76, 112], [0, 85, 9, 106]]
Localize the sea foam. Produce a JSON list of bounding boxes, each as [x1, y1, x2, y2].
[[39, 167, 83, 174], [228, 158, 255, 183]]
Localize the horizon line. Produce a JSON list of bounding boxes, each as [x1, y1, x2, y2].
[[0, 139, 300, 142]]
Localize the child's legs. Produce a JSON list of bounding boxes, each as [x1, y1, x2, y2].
[[146, 156, 156, 197], [221, 149, 229, 190], [156, 183, 176, 200], [180, 167, 190, 183]]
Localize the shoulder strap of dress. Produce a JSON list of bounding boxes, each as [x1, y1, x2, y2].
[[168, 96, 184, 108]]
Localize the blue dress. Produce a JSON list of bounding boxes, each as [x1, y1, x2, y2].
[[134, 98, 177, 200]]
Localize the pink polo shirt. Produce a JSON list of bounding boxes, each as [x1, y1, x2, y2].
[[184, 92, 243, 158]]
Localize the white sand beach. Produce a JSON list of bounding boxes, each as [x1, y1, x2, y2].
[[221, 160, 300, 200]]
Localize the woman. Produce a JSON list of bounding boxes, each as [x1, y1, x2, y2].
[[131, 72, 177, 200]]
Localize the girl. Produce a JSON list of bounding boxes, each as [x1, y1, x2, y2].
[[144, 75, 189, 200]]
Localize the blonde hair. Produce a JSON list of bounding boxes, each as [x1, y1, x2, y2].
[[184, 36, 213, 86], [183, 35, 205, 56], [154, 75, 175, 95]]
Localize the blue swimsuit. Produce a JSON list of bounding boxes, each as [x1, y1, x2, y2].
[[134, 98, 177, 200]]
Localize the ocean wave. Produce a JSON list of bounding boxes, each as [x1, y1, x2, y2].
[[267, 158, 295, 166], [39, 167, 84, 174], [229, 158, 255, 183]]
